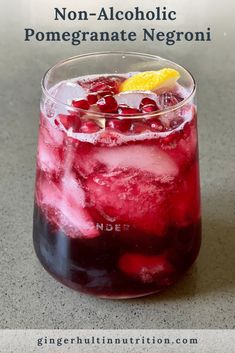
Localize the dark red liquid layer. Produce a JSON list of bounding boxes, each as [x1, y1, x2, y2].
[[33, 205, 201, 297]]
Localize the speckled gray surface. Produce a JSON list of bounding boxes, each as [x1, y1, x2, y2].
[[0, 1, 235, 329]]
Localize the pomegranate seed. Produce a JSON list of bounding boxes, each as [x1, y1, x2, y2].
[[87, 93, 98, 105], [54, 119, 60, 127], [90, 81, 113, 93], [139, 98, 159, 110], [72, 99, 90, 110], [80, 121, 100, 133], [159, 93, 183, 108], [91, 77, 121, 93], [118, 104, 129, 108], [98, 90, 115, 98], [88, 91, 116, 105], [141, 104, 158, 113], [131, 122, 148, 134], [106, 118, 131, 132], [118, 106, 141, 115], [79, 76, 123, 94], [148, 118, 165, 132], [57, 114, 81, 132], [170, 116, 184, 129], [100, 78, 118, 88], [97, 95, 118, 113], [90, 82, 106, 92]]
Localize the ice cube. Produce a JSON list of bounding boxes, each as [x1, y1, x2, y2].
[[50, 81, 87, 105], [118, 253, 173, 283], [60, 173, 99, 238], [115, 91, 158, 109], [164, 118, 197, 170], [37, 117, 64, 172], [37, 177, 61, 207], [37, 176, 99, 239], [93, 145, 178, 178], [61, 173, 86, 207], [58, 199, 99, 239], [87, 170, 169, 236], [37, 137, 62, 172], [40, 114, 64, 146], [73, 144, 101, 178]]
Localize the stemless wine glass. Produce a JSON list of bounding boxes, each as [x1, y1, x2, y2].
[[33, 52, 201, 298]]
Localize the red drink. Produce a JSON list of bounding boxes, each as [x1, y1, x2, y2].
[[33, 53, 201, 298]]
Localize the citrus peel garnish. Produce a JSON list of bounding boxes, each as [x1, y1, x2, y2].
[[120, 68, 180, 92]]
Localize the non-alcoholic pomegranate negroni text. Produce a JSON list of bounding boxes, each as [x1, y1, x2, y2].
[[33, 53, 201, 298]]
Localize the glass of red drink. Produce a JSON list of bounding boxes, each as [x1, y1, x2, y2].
[[33, 52, 201, 298]]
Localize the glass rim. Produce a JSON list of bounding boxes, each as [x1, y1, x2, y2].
[[41, 51, 196, 119]]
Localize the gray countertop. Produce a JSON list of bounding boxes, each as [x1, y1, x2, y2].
[[0, 0, 235, 329]]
